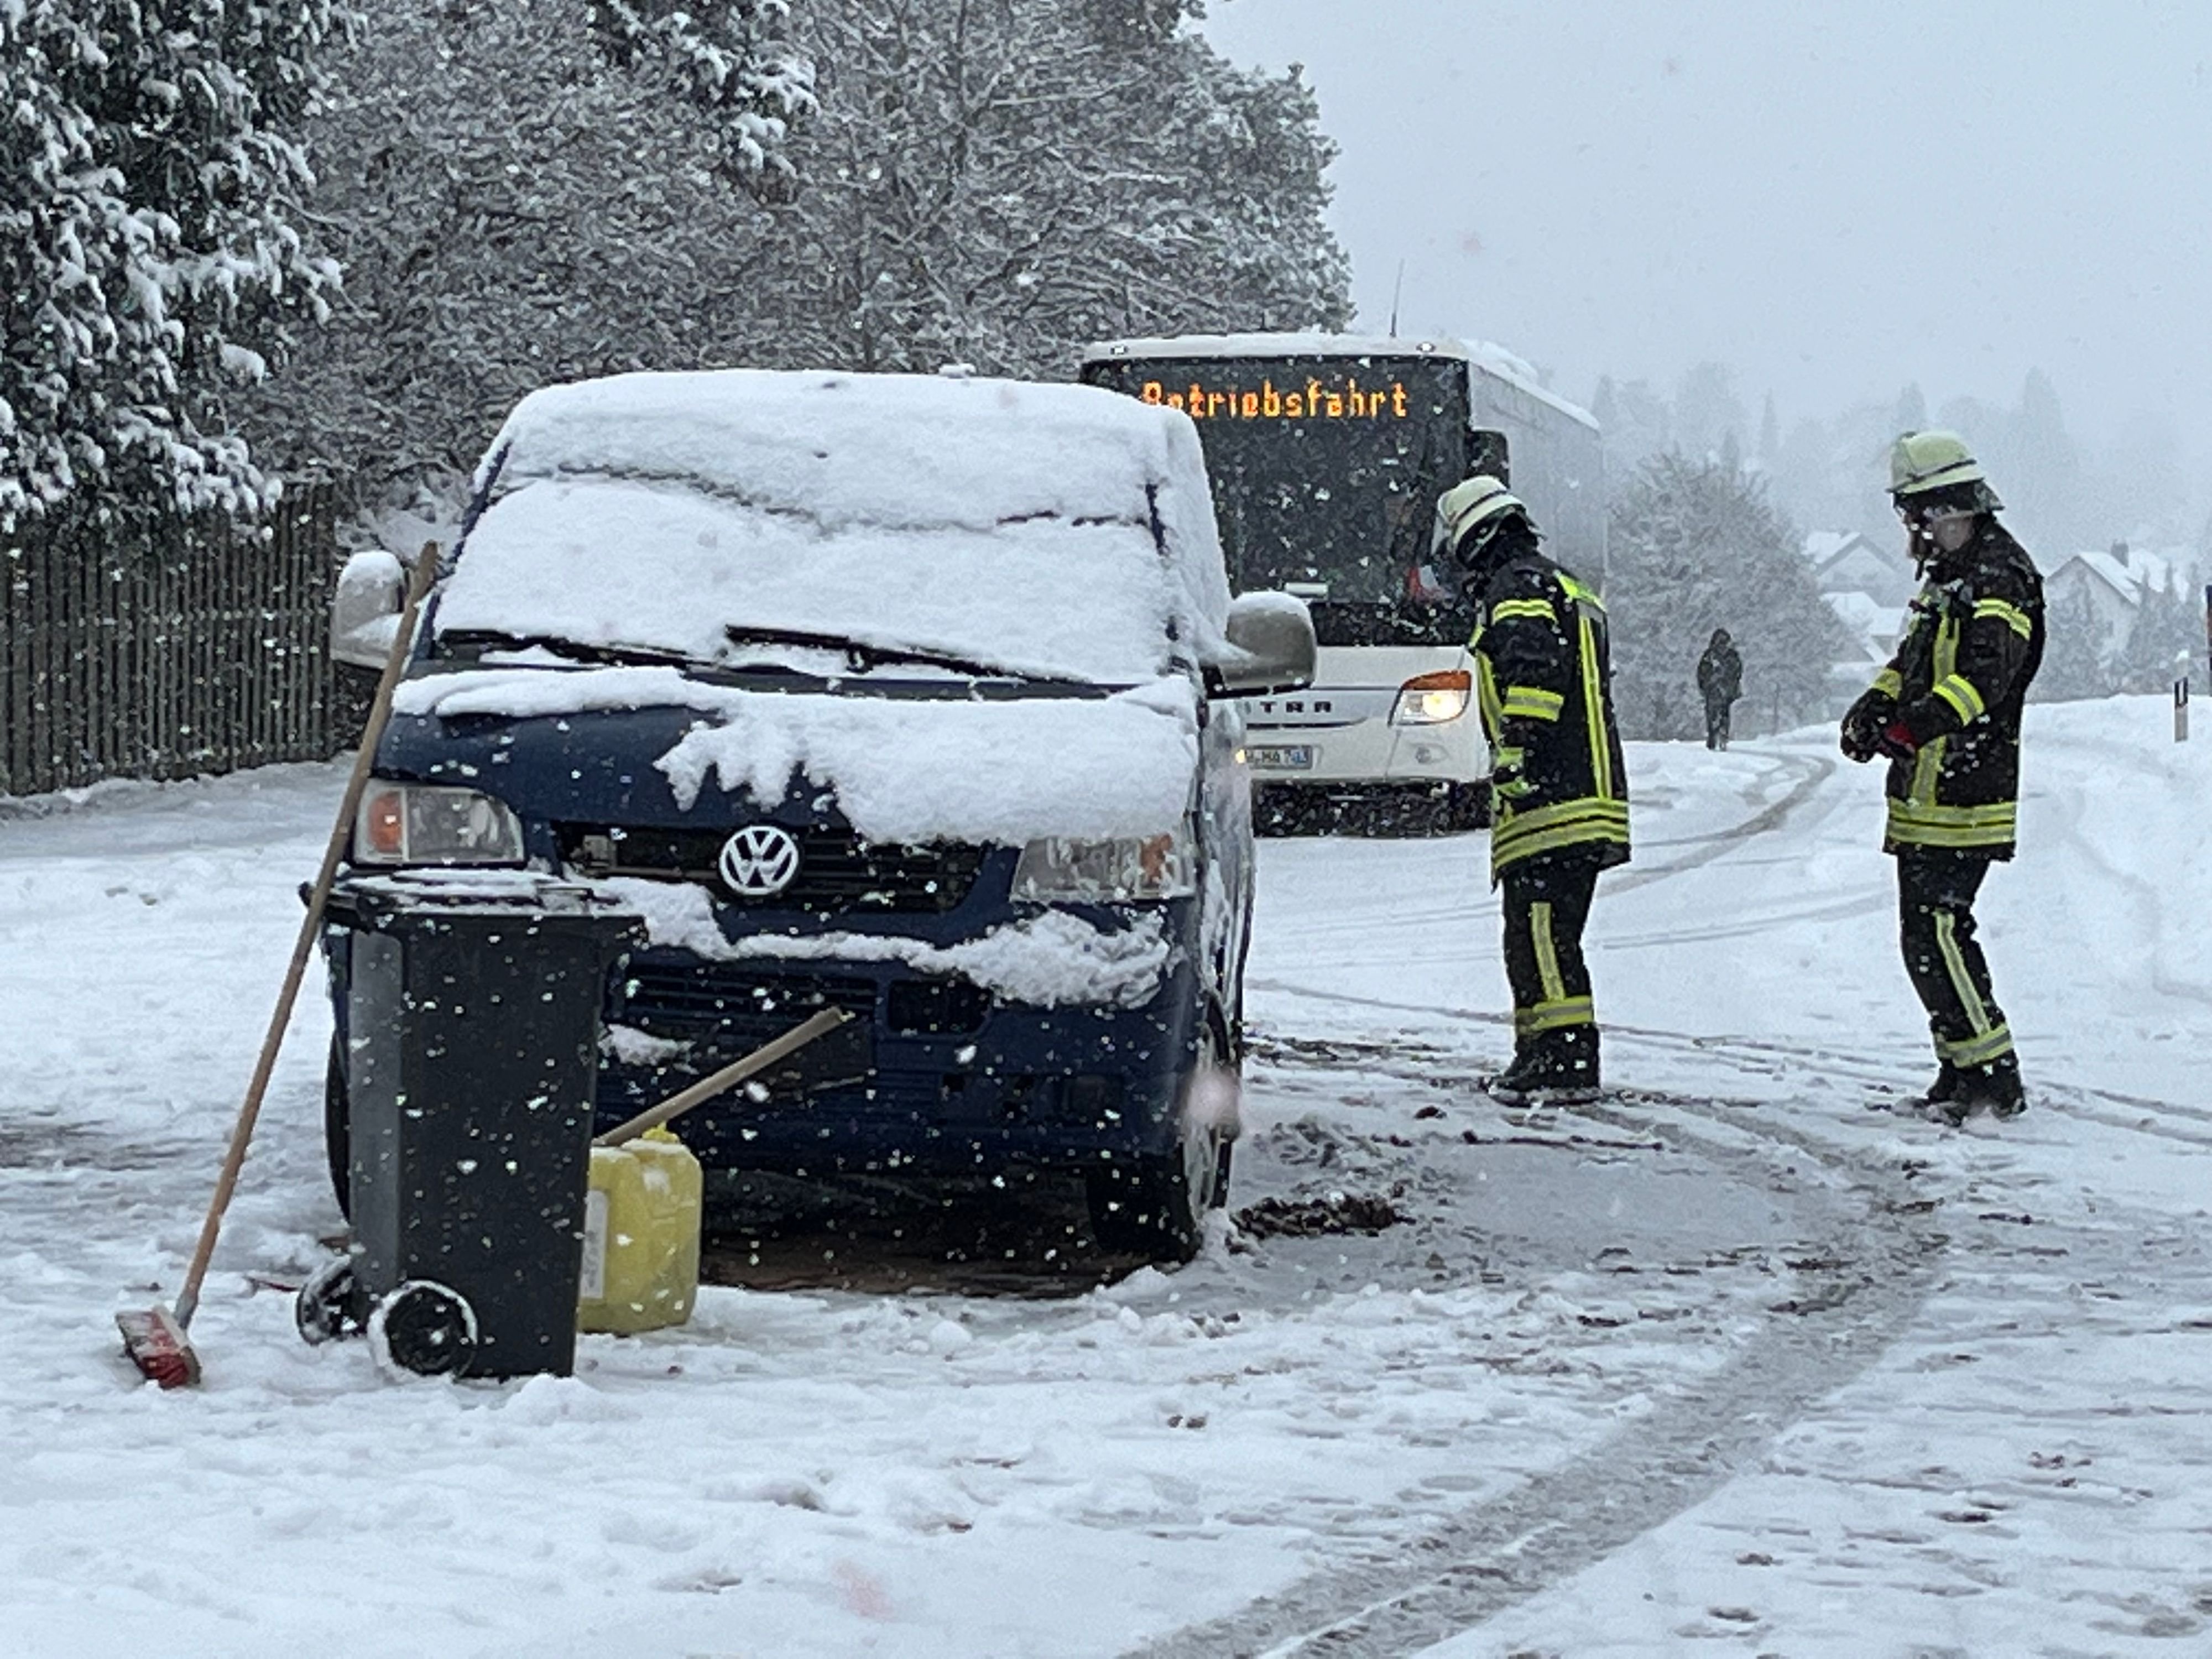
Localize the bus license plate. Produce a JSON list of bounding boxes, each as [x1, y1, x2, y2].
[[1249, 745, 1315, 771]]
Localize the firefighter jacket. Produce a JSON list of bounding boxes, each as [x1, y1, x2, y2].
[[1469, 549, 1631, 881], [1869, 521, 2046, 858]]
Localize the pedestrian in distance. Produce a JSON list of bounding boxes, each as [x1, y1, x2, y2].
[[1697, 627, 1743, 750], [1435, 476, 1631, 1105], [1840, 431, 2046, 1125]]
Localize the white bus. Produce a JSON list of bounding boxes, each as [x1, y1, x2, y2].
[[1080, 333, 1604, 832]]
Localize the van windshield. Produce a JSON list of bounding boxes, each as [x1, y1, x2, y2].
[[432, 475, 1182, 687]]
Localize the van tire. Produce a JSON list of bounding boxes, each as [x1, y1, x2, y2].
[[1086, 1015, 1235, 1262]]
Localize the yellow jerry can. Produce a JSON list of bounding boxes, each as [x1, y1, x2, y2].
[[577, 1128, 703, 1334]]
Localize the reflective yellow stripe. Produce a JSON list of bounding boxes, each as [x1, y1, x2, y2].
[[1973, 598, 2033, 640], [1934, 911, 1993, 1033], [1494, 797, 1632, 841], [1492, 798, 1632, 872], [1937, 1024, 2016, 1067], [1558, 573, 1606, 610], [1489, 598, 1557, 624], [1501, 686, 1564, 721], [1932, 673, 1987, 724], [1515, 996, 1594, 1035], [1910, 611, 1959, 808], [1871, 667, 1903, 698], [1475, 659, 1504, 740], [1578, 613, 1613, 800], [1531, 900, 1566, 1003], [1886, 798, 2017, 848]]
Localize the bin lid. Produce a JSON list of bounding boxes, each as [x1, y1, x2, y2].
[[330, 870, 644, 938]]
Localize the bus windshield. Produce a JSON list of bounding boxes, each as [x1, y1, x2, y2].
[[1083, 354, 1473, 646]]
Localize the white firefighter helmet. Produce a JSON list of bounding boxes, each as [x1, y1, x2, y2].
[[1432, 475, 1529, 559], [1889, 430, 2002, 509]]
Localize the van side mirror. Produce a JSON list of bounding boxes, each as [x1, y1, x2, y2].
[[1205, 592, 1316, 698], [331, 549, 406, 669]]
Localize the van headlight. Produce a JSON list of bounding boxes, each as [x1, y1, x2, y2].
[[1391, 669, 1471, 725], [355, 783, 526, 866], [1013, 830, 1196, 903]]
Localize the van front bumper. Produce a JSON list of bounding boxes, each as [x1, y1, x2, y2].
[[594, 947, 1208, 1185]]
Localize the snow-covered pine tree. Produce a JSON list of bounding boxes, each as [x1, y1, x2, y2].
[[2115, 572, 2201, 695], [2031, 584, 2116, 703], [1605, 453, 1849, 740], [728, 0, 1350, 378], [0, 0, 352, 527]]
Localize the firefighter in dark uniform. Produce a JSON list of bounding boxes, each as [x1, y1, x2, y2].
[[1841, 431, 2046, 1123], [1436, 477, 1631, 1103]]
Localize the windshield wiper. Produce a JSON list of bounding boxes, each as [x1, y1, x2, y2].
[[721, 624, 1022, 681], [440, 629, 754, 675]]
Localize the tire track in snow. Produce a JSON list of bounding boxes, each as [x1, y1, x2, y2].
[[1603, 749, 1837, 895], [1128, 1044, 1942, 1659], [1257, 978, 2212, 1155]]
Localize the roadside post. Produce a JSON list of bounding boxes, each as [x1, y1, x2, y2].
[[2176, 665, 2191, 744]]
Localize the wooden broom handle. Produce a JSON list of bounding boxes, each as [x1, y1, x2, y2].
[[175, 545, 440, 1328], [595, 1008, 854, 1149]]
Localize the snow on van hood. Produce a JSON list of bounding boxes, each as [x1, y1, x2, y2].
[[391, 667, 1202, 846], [447, 368, 1233, 683], [603, 878, 1173, 1009]]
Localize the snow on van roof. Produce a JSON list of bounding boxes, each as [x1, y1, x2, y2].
[[482, 368, 1204, 535], [441, 369, 1231, 685], [1083, 332, 1599, 432]]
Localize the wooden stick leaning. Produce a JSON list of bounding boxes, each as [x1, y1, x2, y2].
[[180, 545, 440, 1324], [118, 545, 440, 1384], [594, 1008, 854, 1149]]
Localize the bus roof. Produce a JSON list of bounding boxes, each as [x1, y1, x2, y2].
[[1082, 331, 1598, 434]]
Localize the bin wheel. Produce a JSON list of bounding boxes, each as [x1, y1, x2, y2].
[[367, 1280, 479, 1378], [295, 1255, 363, 1346]]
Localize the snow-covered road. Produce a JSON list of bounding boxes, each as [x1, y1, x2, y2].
[[3, 696, 2208, 1656]]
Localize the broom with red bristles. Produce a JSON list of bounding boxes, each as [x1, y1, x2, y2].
[[118, 546, 440, 1387]]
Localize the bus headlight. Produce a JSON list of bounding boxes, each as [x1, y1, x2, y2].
[[355, 783, 526, 866], [1391, 670, 1472, 725], [1013, 830, 1197, 903]]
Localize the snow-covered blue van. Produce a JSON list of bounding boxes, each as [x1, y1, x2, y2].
[[321, 369, 1314, 1259]]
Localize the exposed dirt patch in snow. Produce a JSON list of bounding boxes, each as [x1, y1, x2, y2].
[[1234, 1192, 1408, 1239]]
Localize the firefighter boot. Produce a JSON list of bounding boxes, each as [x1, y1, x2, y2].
[[1952, 1053, 2026, 1121], [1488, 1026, 1601, 1107], [1896, 1062, 1960, 1120]]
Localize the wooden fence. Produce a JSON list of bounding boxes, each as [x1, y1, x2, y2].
[[0, 484, 339, 798]]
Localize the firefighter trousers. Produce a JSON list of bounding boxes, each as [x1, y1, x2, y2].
[[1897, 848, 2015, 1071], [1501, 851, 1601, 1047]]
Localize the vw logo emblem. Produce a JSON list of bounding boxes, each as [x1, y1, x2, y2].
[[717, 825, 802, 898]]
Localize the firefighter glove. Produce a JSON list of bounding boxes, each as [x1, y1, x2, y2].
[[1490, 745, 1534, 800], [1840, 690, 1893, 763]]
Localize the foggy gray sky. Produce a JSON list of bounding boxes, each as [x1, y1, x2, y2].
[[1201, 0, 2212, 462]]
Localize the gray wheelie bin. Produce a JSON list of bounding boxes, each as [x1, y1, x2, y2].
[[309, 872, 641, 1379]]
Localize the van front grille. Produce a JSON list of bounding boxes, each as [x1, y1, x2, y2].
[[558, 822, 983, 915]]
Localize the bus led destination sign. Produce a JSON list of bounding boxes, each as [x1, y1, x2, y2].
[[1141, 377, 1412, 422]]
